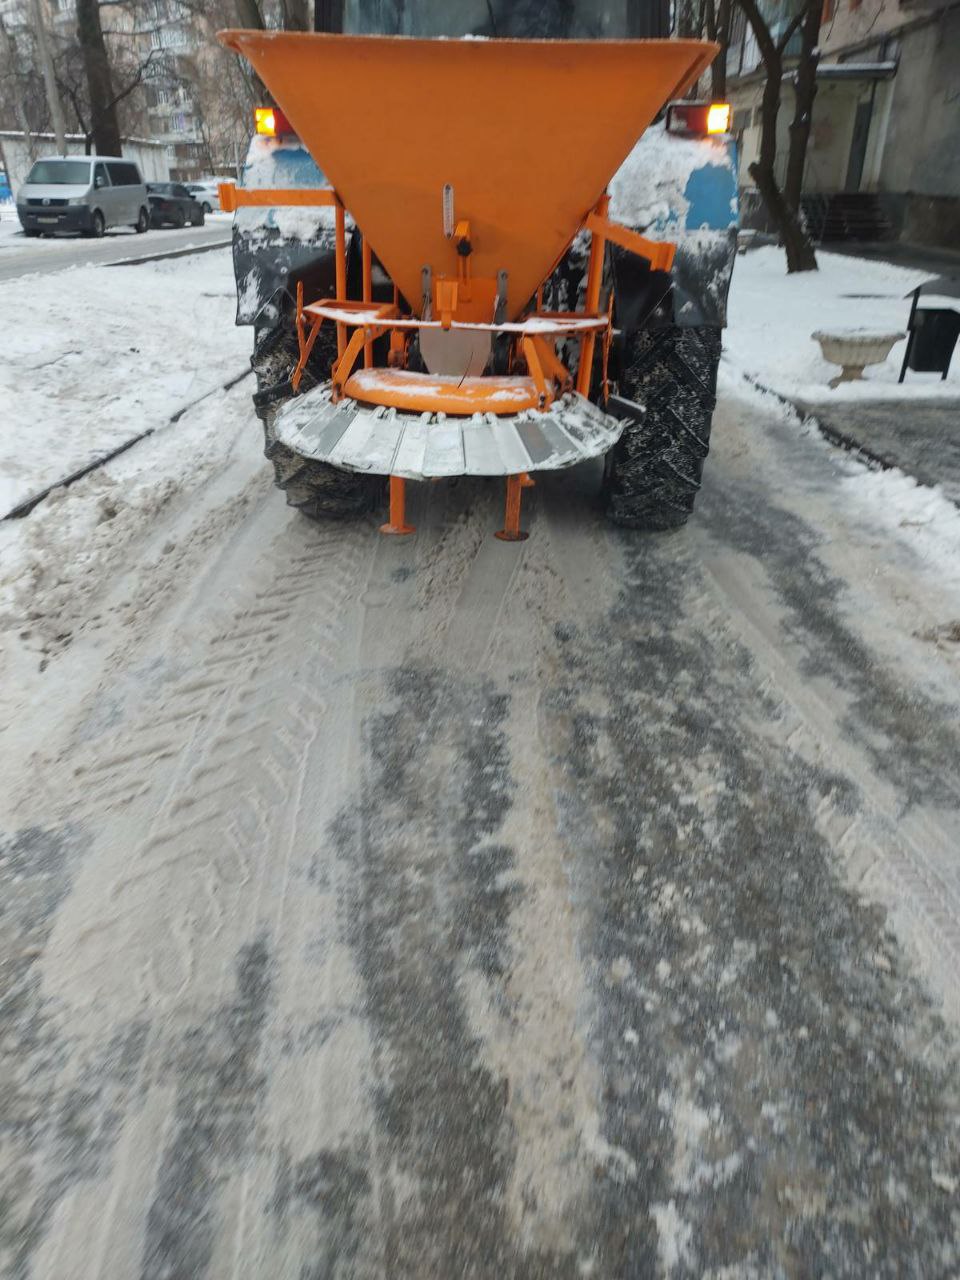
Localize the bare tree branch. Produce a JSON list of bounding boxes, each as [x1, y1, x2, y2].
[[734, 0, 818, 271], [775, 9, 805, 56]]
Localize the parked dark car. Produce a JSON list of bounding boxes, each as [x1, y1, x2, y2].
[[147, 182, 205, 229]]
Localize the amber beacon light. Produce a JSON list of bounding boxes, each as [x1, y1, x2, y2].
[[667, 101, 731, 136], [254, 106, 294, 136]]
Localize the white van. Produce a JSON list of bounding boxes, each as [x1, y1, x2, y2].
[[16, 155, 149, 238]]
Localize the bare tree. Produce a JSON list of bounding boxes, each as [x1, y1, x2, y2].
[[76, 0, 122, 153], [29, 0, 67, 151], [280, 0, 311, 28], [703, 0, 731, 100], [675, 0, 701, 38], [784, 0, 821, 214], [0, 14, 39, 149], [735, 0, 818, 272], [234, 0, 267, 29], [53, 9, 157, 154]]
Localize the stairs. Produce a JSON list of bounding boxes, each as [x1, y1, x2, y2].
[[801, 193, 895, 244]]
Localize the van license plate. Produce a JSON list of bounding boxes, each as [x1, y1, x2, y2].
[[38, 217, 58, 224]]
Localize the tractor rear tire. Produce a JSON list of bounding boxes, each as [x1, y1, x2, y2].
[[601, 325, 721, 531], [252, 323, 383, 521]]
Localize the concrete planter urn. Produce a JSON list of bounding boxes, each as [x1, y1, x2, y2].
[[812, 329, 905, 388]]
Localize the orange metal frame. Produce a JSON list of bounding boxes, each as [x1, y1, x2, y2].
[[228, 181, 676, 540], [218, 182, 337, 211]]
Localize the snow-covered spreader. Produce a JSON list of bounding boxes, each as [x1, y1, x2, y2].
[[219, 15, 738, 538]]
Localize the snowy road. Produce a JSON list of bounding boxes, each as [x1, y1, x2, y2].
[[0, 213, 231, 282], [2, 250, 960, 1276]]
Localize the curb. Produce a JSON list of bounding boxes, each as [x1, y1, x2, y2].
[[2, 367, 251, 521], [740, 371, 960, 510], [105, 238, 231, 268]]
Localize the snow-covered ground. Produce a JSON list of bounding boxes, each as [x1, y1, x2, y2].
[[720, 364, 960, 595], [1, 233, 958, 662], [719, 246, 960, 591], [726, 245, 958, 402], [2, 211, 960, 1274], [0, 244, 248, 514]]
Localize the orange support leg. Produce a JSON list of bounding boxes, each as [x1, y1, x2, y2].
[[380, 475, 415, 536], [576, 192, 609, 398], [335, 199, 347, 360], [362, 235, 373, 369], [495, 474, 529, 542]]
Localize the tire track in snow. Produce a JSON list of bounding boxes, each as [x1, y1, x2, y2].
[[692, 531, 960, 1019], [12, 509, 381, 1276]]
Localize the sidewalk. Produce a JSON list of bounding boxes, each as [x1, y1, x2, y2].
[[793, 396, 960, 508], [726, 245, 960, 506], [826, 240, 960, 297]]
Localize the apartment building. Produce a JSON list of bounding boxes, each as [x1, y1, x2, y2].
[[726, 0, 960, 249], [135, 1, 206, 181]]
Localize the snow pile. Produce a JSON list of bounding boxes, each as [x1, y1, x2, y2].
[[609, 122, 735, 234], [721, 364, 960, 592], [836, 464, 960, 596], [0, 379, 258, 661], [0, 248, 248, 513], [724, 246, 957, 402]]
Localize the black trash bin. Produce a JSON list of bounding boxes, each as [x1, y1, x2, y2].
[[900, 292, 960, 381]]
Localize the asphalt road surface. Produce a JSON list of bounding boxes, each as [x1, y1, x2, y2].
[[0, 217, 231, 283], [2, 384, 960, 1277]]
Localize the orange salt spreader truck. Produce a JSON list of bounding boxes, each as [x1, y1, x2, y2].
[[218, 4, 738, 540]]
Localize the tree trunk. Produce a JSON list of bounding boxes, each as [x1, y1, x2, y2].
[[675, 0, 698, 38], [749, 160, 817, 271], [233, 0, 269, 101], [708, 0, 730, 100], [0, 15, 36, 156], [76, 0, 121, 155], [737, 0, 818, 272], [30, 0, 67, 153], [234, 0, 266, 30], [784, 0, 821, 213], [280, 0, 311, 28]]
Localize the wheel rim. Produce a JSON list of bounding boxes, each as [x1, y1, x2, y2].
[[93, 214, 104, 237]]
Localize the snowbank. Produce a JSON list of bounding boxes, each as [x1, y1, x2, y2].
[[720, 363, 960, 592], [0, 248, 249, 513], [724, 246, 958, 403], [0, 378, 259, 661], [836, 464, 960, 596]]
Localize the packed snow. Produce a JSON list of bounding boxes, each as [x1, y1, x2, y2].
[[1, 221, 957, 671], [725, 245, 958, 402], [721, 245, 960, 584], [720, 365, 960, 595], [0, 244, 248, 514]]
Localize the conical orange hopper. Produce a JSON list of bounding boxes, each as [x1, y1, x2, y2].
[[219, 31, 717, 321]]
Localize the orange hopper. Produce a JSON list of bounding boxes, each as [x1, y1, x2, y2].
[[218, 31, 717, 321], [219, 31, 719, 539]]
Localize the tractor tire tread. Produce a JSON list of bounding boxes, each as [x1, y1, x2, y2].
[[601, 325, 721, 531], [252, 322, 383, 521]]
